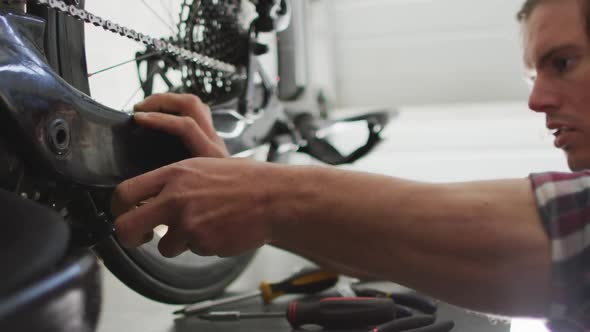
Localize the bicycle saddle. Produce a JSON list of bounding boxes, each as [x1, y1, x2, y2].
[[0, 189, 101, 331]]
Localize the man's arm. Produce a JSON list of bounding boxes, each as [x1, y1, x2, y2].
[[113, 157, 551, 318], [268, 165, 551, 318]]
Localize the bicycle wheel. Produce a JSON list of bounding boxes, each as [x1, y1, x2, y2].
[[19, 0, 260, 304]]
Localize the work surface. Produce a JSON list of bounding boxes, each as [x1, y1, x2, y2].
[[97, 246, 510, 332]]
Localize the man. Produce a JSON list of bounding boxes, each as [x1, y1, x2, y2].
[[111, 0, 589, 330]]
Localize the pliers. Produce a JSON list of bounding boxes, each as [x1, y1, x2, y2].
[[351, 285, 454, 332], [352, 286, 438, 316], [372, 315, 455, 332]]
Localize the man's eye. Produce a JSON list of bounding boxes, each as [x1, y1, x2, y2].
[[552, 56, 577, 73], [527, 74, 536, 85]]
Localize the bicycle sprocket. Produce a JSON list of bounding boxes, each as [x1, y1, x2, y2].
[[177, 0, 250, 104]]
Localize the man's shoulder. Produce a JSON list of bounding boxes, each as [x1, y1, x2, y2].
[[529, 172, 590, 332], [529, 171, 590, 207]]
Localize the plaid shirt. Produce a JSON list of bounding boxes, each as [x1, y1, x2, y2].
[[530, 172, 590, 332]]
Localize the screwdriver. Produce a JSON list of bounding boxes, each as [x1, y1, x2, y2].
[[199, 297, 397, 329], [174, 267, 339, 315]]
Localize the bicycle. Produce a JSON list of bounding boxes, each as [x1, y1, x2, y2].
[[0, 0, 389, 322]]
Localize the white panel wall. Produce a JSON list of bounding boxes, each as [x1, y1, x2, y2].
[[321, 0, 530, 108]]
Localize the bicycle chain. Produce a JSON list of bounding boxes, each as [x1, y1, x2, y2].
[[24, 0, 238, 73]]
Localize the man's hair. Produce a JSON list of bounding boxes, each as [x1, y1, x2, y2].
[[517, 0, 590, 36], [516, 0, 544, 22]]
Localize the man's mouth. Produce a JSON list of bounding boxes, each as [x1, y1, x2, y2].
[[552, 126, 573, 137], [552, 126, 576, 149]]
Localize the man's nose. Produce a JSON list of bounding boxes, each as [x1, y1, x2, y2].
[[528, 77, 560, 113]]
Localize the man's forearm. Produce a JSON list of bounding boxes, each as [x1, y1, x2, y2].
[[268, 165, 551, 317], [272, 242, 381, 280]]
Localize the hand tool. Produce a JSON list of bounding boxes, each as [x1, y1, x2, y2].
[[372, 317, 454, 332], [198, 297, 396, 329], [370, 315, 435, 332], [352, 285, 438, 315], [174, 267, 339, 315], [391, 304, 414, 318]]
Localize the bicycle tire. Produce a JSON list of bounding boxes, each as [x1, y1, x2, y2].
[[23, 0, 258, 304]]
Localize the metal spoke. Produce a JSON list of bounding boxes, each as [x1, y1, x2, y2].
[[159, 0, 176, 28], [121, 85, 145, 112], [139, 0, 177, 34], [121, 63, 162, 111], [87, 51, 162, 78]]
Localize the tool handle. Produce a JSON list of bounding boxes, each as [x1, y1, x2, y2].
[[286, 297, 396, 329], [390, 293, 437, 315], [354, 288, 437, 314], [260, 267, 338, 304], [371, 315, 435, 332]]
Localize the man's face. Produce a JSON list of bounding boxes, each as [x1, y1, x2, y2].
[[524, 0, 590, 171]]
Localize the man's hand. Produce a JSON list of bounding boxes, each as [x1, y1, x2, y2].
[[112, 93, 237, 256], [133, 93, 229, 158], [112, 158, 278, 258]]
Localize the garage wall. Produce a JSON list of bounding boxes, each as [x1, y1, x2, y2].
[[318, 0, 530, 108]]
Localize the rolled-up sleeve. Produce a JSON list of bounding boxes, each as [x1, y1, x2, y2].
[[529, 172, 590, 332]]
